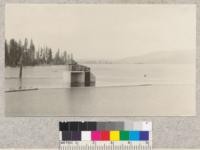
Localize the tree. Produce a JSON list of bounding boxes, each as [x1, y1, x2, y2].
[[5, 40, 9, 66], [17, 40, 23, 64], [54, 49, 60, 64], [29, 39, 35, 65], [46, 48, 52, 64], [18, 40, 24, 79], [23, 38, 29, 65], [9, 39, 18, 66], [35, 50, 40, 65], [63, 51, 67, 64], [5, 38, 77, 66]]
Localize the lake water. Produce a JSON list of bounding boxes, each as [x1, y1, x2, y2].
[[5, 64, 195, 90], [5, 64, 196, 116]]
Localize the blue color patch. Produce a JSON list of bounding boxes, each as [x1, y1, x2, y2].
[[129, 131, 140, 141], [139, 131, 149, 141]]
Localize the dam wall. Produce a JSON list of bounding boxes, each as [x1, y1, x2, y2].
[[66, 64, 96, 87]]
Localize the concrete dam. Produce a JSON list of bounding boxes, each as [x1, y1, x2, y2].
[[67, 64, 96, 87]]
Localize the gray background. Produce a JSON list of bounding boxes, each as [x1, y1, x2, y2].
[[0, 0, 199, 148]]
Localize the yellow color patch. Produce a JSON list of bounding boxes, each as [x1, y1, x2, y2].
[[110, 131, 120, 141]]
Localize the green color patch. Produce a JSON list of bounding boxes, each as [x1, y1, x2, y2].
[[120, 131, 129, 140]]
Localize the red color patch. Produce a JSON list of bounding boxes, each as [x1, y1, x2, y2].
[[101, 131, 110, 141]]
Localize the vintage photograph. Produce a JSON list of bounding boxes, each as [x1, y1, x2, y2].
[[5, 4, 196, 116]]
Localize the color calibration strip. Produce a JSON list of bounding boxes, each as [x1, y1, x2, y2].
[[59, 121, 152, 150]]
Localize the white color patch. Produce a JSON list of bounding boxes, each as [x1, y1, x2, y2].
[[81, 131, 91, 141], [142, 122, 152, 131]]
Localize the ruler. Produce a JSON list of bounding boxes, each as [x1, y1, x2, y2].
[[59, 121, 152, 150]]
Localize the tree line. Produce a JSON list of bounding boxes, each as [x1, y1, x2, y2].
[[5, 38, 76, 67]]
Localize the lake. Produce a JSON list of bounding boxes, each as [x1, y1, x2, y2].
[[5, 64, 195, 90], [5, 64, 195, 116]]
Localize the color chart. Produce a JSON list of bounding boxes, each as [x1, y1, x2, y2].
[[59, 121, 152, 150]]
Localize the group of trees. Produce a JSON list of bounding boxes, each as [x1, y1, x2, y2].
[[5, 38, 76, 67], [5, 38, 35, 66]]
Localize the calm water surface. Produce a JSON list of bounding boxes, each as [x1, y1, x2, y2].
[[5, 64, 195, 116], [5, 64, 195, 90]]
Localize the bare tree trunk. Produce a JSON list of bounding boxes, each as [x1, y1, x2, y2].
[[19, 52, 23, 79], [19, 62, 22, 79]]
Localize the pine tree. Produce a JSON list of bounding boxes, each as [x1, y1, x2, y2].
[[6, 38, 77, 66], [47, 48, 52, 64], [29, 39, 35, 65], [17, 40, 23, 65], [23, 38, 29, 65], [36, 50, 40, 65], [9, 39, 18, 66], [63, 51, 67, 64], [54, 49, 60, 65], [5, 40, 9, 66]]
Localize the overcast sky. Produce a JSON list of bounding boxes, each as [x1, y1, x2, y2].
[[5, 4, 196, 60]]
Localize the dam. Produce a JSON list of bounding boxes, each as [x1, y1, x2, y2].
[[67, 64, 96, 87]]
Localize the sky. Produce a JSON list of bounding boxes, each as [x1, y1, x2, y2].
[[5, 4, 196, 60]]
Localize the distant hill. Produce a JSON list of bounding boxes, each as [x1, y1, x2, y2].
[[77, 59, 113, 64], [115, 50, 195, 64]]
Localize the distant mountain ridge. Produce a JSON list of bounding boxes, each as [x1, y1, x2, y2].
[[115, 50, 195, 64], [77, 50, 195, 64]]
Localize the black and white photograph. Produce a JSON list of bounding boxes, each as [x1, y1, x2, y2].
[[5, 4, 196, 116]]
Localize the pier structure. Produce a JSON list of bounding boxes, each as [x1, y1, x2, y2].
[[68, 64, 96, 87]]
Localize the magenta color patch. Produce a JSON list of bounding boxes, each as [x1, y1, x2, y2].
[[91, 131, 101, 141]]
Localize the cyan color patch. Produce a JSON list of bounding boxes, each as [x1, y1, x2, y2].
[[129, 131, 140, 141]]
